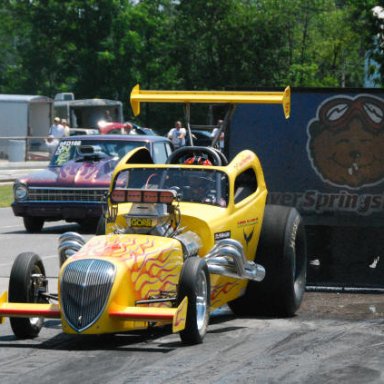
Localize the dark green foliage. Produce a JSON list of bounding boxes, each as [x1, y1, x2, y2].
[[0, 0, 380, 130]]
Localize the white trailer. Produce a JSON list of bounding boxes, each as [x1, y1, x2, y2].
[[0, 94, 52, 161]]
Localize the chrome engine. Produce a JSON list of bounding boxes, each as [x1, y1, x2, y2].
[[58, 232, 86, 266], [115, 202, 177, 237], [205, 238, 265, 281]]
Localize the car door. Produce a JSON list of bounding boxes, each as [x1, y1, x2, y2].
[[228, 166, 267, 261]]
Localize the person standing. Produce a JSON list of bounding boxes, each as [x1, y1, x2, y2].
[[167, 120, 186, 149], [211, 119, 225, 151], [104, 110, 113, 122], [61, 119, 70, 136], [49, 117, 65, 139], [46, 117, 64, 158], [123, 122, 134, 134]]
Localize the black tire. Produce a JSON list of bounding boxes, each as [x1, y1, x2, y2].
[[23, 217, 44, 233], [8, 252, 47, 338], [177, 257, 210, 345], [95, 216, 106, 235], [229, 205, 307, 317], [78, 219, 98, 232]]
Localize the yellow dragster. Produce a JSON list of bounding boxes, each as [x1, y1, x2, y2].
[[0, 86, 306, 345]]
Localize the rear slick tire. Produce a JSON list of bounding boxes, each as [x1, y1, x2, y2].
[[229, 205, 307, 317]]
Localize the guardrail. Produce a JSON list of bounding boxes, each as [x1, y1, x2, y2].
[[0, 136, 53, 162]]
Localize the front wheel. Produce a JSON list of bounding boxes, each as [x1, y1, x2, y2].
[[78, 219, 98, 232], [8, 252, 48, 338], [177, 257, 210, 345], [23, 217, 44, 233]]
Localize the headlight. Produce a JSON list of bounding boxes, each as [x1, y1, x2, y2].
[[14, 183, 28, 200]]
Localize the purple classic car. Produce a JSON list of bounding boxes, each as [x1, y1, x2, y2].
[[12, 135, 173, 232]]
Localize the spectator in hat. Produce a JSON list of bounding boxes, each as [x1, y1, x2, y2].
[[61, 119, 70, 136], [49, 117, 65, 139]]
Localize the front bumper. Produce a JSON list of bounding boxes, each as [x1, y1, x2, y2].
[[12, 201, 104, 221], [0, 291, 188, 334]]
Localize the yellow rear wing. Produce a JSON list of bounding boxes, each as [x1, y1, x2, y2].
[[130, 84, 291, 119]]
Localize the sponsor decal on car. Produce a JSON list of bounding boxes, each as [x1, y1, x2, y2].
[[130, 218, 153, 227], [237, 217, 258, 228], [214, 231, 231, 241]]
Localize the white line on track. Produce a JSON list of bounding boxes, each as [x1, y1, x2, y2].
[[0, 224, 23, 229], [0, 254, 58, 268]]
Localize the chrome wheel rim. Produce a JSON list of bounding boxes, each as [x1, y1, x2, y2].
[[30, 264, 44, 326], [196, 269, 208, 333]]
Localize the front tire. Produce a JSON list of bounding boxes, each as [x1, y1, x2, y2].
[[177, 257, 210, 345], [78, 219, 98, 232], [229, 205, 307, 317], [8, 252, 47, 338], [23, 217, 44, 233]]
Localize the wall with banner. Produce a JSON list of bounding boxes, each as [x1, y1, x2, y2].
[[228, 88, 384, 289]]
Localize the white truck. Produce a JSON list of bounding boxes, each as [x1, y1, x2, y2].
[[53, 93, 124, 129]]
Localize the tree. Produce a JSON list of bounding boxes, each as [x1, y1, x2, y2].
[[368, 3, 384, 86], [0, 0, 380, 124], [8, 0, 122, 97], [0, 3, 28, 93]]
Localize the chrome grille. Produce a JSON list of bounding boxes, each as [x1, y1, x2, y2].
[[61, 259, 115, 332], [28, 187, 107, 202]]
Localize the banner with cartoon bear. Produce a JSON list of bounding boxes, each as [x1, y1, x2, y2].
[[229, 88, 384, 288]]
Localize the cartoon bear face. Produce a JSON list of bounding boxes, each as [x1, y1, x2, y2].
[[307, 95, 384, 189]]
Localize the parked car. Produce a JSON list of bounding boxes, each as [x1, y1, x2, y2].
[[12, 135, 173, 232], [188, 129, 213, 146], [98, 121, 158, 135], [137, 127, 159, 135], [69, 128, 99, 136], [0, 145, 306, 345]]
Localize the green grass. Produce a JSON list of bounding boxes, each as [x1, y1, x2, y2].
[[0, 184, 13, 207]]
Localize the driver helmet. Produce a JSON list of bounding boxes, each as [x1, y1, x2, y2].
[[184, 155, 212, 166]]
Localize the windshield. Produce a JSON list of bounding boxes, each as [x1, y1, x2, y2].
[[114, 167, 229, 207], [50, 139, 148, 166]]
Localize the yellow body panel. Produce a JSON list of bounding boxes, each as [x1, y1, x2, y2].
[[109, 150, 268, 311], [0, 235, 185, 335], [0, 291, 7, 324], [109, 296, 188, 333], [60, 234, 184, 334]]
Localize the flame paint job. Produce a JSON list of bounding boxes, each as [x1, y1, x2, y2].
[[19, 158, 117, 188], [57, 234, 184, 334], [72, 234, 183, 300]]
